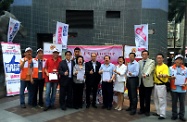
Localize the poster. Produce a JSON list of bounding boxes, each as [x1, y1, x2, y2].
[[1, 42, 21, 96], [68, 45, 123, 64], [124, 45, 142, 62], [134, 24, 148, 51], [7, 17, 21, 42], [43, 42, 62, 59], [55, 22, 69, 49]]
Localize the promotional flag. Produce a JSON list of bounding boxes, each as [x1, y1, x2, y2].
[[55, 22, 69, 49], [134, 24, 148, 51], [7, 17, 21, 42]]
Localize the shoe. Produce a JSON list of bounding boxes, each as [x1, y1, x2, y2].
[[51, 106, 56, 109], [171, 116, 177, 120], [126, 107, 131, 111], [102, 106, 107, 109], [115, 106, 119, 110], [20, 104, 26, 108], [158, 117, 165, 120], [86, 105, 90, 108], [179, 117, 186, 121], [61, 106, 67, 110], [74, 106, 79, 109], [67, 105, 73, 108], [130, 111, 136, 115], [145, 112, 150, 116], [92, 105, 97, 108], [107, 107, 112, 110], [38, 105, 43, 108], [43, 106, 50, 111], [38, 103, 44, 108], [117, 107, 122, 111], [32, 105, 38, 109], [138, 111, 145, 115], [152, 113, 159, 116]]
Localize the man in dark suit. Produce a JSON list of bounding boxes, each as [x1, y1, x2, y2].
[[85, 53, 101, 108], [58, 51, 75, 110]]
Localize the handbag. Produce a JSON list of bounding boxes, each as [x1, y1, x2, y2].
[[154, 66, 170, 92], [155, 74, 170, 92]]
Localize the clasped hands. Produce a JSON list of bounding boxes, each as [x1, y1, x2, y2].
[[157, 74, 168, 78]]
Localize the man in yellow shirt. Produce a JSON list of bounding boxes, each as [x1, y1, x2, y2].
[[153, 53, 169, 120]]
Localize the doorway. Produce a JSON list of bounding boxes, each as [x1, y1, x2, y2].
[[37, 33, 53, 49]]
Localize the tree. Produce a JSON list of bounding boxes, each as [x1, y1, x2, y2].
[[168, 0, 187, 58], [0, 0, 14, 13]]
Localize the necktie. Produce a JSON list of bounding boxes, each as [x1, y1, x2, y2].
[[143, 60, 146, 68], [39, 60, 42, 70]]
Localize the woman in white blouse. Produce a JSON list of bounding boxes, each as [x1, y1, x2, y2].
[[114, 56, 127, 111]]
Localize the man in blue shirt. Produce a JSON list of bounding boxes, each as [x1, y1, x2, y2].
[[126, 53, 139, 115], [99, 55, 115, 110]]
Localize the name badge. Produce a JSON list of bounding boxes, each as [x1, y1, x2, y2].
[[53, 69, 57, 72], [39, 70, 42, 72]]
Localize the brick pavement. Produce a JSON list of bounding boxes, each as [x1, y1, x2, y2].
[[0, 92, 186, 122]]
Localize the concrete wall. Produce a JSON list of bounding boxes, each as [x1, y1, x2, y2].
[[10, 0, 168, 59]]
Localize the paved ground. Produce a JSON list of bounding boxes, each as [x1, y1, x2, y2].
[[0, 92, 186, 122]]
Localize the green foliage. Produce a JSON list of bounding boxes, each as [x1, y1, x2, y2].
[[0, 0, 14, 13], [168, 0, 186, 23]]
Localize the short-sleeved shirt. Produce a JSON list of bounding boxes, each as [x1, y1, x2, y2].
[[170, 66, 187, 93], [99, 63, 115, 81], [45, 58, 61, 73], [154, 63, 169, 84]]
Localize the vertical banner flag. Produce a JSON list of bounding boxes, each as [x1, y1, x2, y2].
[[1, 42, 21, 96], [7, 17, 21, 42], [134, 24, 148, 51], [55, 22, 69, 49]]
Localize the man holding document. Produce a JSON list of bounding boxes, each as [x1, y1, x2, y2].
[[44, 48, 61, 111], [58, 51, 75, 110], [169, 54, 187, 121], [99, 55, 115, 110]]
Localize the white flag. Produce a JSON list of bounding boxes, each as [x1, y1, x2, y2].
[[7, 17, 21, 42], [134, 24, 148, 51], [55, 22, 69, 49]]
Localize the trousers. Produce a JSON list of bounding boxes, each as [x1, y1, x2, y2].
[[154, 84, 167, 117]]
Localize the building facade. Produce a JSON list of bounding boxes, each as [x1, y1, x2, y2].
[[10, 0, 168, 59], [167, 21, 182, 55]]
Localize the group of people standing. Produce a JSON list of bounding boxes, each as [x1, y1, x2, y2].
[[123, 50, 187, 121], [19, 47, 102, 111], [19, 47, 187, 121]]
